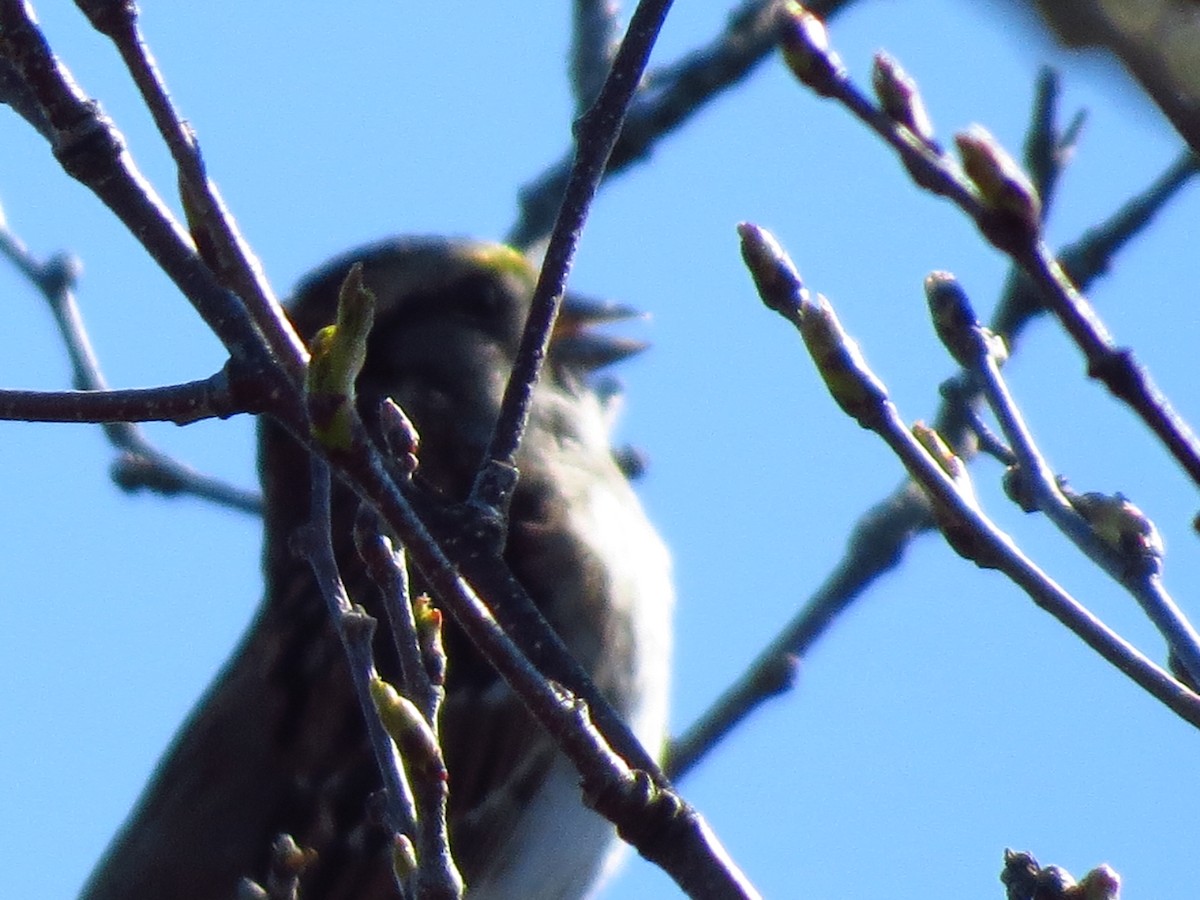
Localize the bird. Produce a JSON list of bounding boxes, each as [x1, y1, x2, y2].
[[79, 237, 674, 899]]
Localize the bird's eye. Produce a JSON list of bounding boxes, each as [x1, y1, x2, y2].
[[452, 271, 507, 321]]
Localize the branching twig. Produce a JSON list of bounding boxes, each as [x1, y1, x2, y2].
[[371, 678, 460, 899], [740, 221, 1200, 733], [314, 403, 761, 899], [74, 0, 306, 380], [0, 215, 263, 512], [927, 272, 1200, 685], [291, 459, 419, 874], [0, 2, 281, 373], [669, 71, 1197, 779], [511, 0, 851, 248], [356, 510, 442, 724], [1018, 70, 1086, 222], [356, 504, 460, 897], [778, 3, 1200, 488]]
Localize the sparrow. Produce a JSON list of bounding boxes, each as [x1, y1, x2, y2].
[[79, 237, 674, 899]]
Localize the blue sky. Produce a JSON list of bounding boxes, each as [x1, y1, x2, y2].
[[2, 2, 1198, 898]]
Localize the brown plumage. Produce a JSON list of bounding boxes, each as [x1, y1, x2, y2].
[[80, 238, 672, 900]]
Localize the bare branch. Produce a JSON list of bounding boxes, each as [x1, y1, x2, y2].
[[355, 509, 442, 724], [109, 451, 262, 513], [777, 3, 1200, 488], [0, 378, 242, 424], [291, 458, 419, 882], [471, 0, 676, 521], [667, 652, 799, 780], [510, 0, 845, 248], [669, 76, 1197, 776], [0, 1, 283, 373], [740, 221, 1200, 732], [926, 273, 1200, 684], [73, 0, 307, 380], [0, 213, 264, 513]]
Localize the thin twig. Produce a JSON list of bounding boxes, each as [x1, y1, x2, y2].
[[510, 0, 859, 248], [356, 510, 441, 723], [371, 678, 460, 899], [668, 652, 799, 779], [669, 73, 1198, 778], [292, 458, 419, 871], [1023, 241, 1200, 484], [1020, 68, 1086, 222], [470, 0, 676, 520], [0, 2, 280, 373], [667, 477, 928, 779], [74, 0, 307, 381], [777, 4, 1200, 488], [0, 219, 263, 513], [0, 379, 244, 424], [927, 274, 1200, 684], [995, 152, 1198, 341], [740, 222, 1200, 732]]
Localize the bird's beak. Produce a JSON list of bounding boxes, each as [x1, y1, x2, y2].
[[552, 293, 649, 371]]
